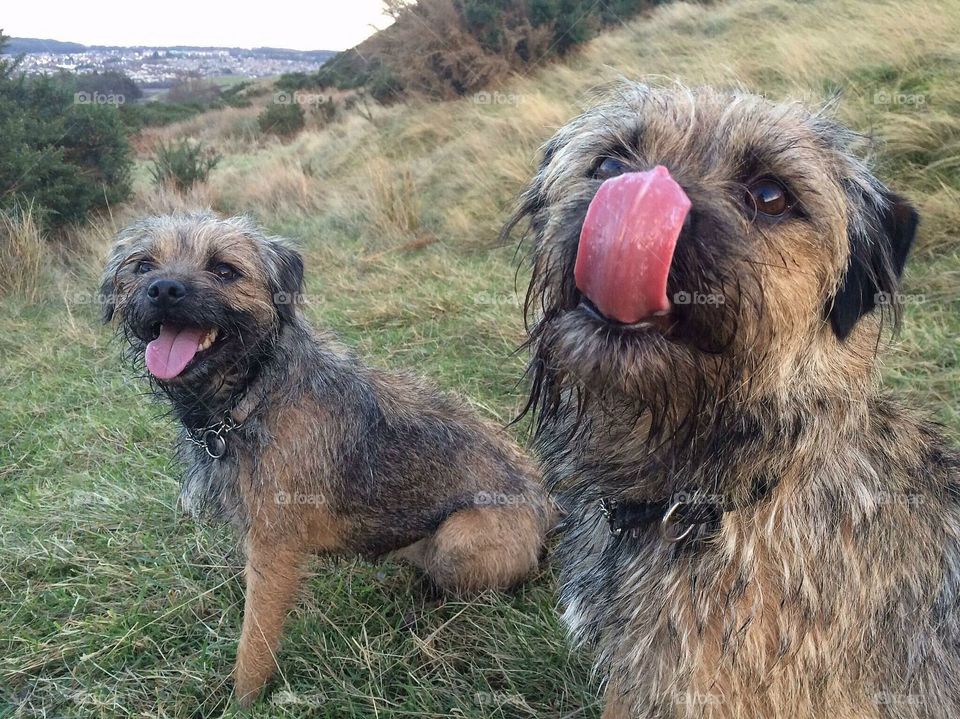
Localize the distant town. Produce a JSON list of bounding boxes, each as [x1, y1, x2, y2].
[[3, 37, 334, 87]]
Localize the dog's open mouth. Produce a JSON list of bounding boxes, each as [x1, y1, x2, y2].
[[578, 295, 674, 334], [145, 324, 222, 380]]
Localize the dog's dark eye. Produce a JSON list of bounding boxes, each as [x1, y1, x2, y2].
[[746, 178, 791, 218], [134, 260, 155, 274], [593, 157, 629, 181], [211, 263, 240, 281]]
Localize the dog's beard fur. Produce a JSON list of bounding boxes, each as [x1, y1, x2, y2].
[[519, 198, 770, 453]]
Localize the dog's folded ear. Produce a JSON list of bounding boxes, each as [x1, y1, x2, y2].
[[99, 274, 116, 323], [265, 240, 305, 323], [99, 243, 127, 323], [828, 190, 919, 341]]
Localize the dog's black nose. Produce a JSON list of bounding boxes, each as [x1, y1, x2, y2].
[[147, 278, 187, 307]]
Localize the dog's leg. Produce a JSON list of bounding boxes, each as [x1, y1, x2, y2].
[[234, 540, 304, 707], [601, 679, 634, 719], [419, 506, 542, 592], [391, 538, 428, 567]]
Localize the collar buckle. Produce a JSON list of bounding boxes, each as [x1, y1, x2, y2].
[[188, 412, 242, 460], [659, 499, 696, 544], [599, 497, 622, 536]]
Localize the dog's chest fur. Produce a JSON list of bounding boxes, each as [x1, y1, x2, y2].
[[543, 399, 960, 718], [177, 433, 250, 532]]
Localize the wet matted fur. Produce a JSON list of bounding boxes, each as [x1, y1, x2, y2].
[[100, 212, 554, 706], [505, 83, 960, 718]]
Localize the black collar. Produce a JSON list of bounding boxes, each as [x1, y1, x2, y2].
[[180, 383, 263, 460], [599, 477, 776, 546]]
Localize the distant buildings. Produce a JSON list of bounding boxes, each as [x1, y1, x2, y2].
[[8, 44, 333, 87]]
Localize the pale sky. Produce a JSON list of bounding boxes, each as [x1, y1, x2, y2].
[[2, 0, 394, 51]]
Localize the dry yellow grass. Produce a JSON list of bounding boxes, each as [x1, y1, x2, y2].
[[212, 155, 325, 216], [130, 0, 959, 256], [137, 105, 263, 155], [362, 157, 423, 241], [0, 203, 47, 302]]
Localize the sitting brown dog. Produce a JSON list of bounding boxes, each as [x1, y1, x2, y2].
[[506, 84, 960, 718], [100, 212, 553, 705]]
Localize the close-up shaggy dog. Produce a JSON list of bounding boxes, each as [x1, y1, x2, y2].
[[506, 83, 960, 718]]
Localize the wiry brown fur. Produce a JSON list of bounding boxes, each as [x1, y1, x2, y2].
[[101, 212, 554, 706], [505, 84, 960, 718]]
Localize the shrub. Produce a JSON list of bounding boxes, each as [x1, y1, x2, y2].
[[166, 73, 221, 104], [276, 72, 316, 92], [296, 0, 666, 102], [457, 0, 515, 52], [534, 0, 600, 54], [220, 80, 255, 108], [377, 0, 510, 99], [366, 64, 403, 103], [0, 37, 133, 229], [257, 102, 305, 137], [315, 51, 374, 91], [149, 139, 221, 192], [73, 70, 143, 101], [119, 101, 207, 130], [314, 96, 338, 126]]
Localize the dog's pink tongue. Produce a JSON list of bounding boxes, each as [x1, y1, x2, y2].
[[575, 166, 691, 324], [145, 325, 205, 380]]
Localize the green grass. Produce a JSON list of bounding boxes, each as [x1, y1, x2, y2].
[[2, 0, 960, 716]]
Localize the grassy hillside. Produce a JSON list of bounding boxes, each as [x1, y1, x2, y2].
[[2, 0, 959, 716]]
